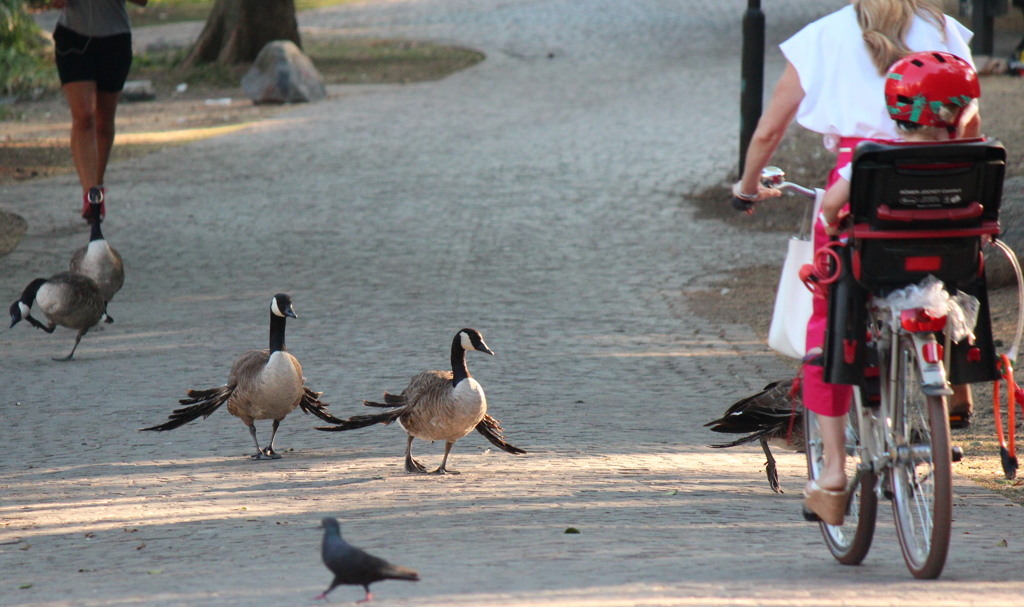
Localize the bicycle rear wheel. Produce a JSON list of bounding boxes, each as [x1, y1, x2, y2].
[[890, 336, 953, 579], [805, 400, 878, 564]]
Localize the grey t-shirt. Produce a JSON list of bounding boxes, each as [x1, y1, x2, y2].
[[58, 0, 132, 38]]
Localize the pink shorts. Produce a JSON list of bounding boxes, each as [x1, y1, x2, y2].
[[802, 137, 881, 417]]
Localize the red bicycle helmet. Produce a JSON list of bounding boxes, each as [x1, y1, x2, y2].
[[885, 51, 980, 128]]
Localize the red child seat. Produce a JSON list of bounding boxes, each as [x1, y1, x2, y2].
[[848, 138, 1005, 293]]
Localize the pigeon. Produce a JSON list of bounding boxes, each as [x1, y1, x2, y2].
[[705, 379, 804, 493], [315, 517, 419, 603]]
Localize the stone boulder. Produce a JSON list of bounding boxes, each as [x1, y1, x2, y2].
[[241, 40, 326, 104], [985, 176, 1024, 289], [121, 80, 156, 102]]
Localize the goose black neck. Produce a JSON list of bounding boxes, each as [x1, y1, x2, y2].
[[21, 278, 47, 304], [450, 334, 469, 385], [269, 313, 287, 353], [89, 210, 104, 242]]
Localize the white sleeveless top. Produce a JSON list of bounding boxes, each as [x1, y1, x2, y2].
[[780, 5, 973, 151]]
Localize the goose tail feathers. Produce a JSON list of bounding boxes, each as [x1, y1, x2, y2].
[[315, 408, 403, 432], [139, 385, 232, 432], [475, 414, 526, 454], [298, 387, 344, 424], [363, 392, 405, 408]]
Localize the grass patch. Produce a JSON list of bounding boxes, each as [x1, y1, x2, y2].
[[304, 37, 485, 85], [129, 0, 361, 27], [126, 37, 485, 89]]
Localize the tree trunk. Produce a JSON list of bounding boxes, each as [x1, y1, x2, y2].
[[183, 0, 300, 68]]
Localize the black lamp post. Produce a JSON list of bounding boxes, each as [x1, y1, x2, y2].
[[739, 0, 765, 175]]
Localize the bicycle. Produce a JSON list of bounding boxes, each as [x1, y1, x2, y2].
[[737, 137, 1009, 579]]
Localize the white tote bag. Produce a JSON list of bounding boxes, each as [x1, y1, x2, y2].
[[768, 189, 824, 359]]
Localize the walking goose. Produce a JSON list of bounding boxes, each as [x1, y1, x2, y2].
[[317, 328, 525, 474], [140, 293, 342, 459], [70, 187, 123, 318], [705, 379, 805, 493], [9, 272, 107, 361]]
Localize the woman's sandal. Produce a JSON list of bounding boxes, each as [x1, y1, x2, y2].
[[803, 480, 849, 526], [948, 408, 971, 430]]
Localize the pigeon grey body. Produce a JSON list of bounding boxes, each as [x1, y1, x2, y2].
[[316, 517, 419, 603], [705, 379, 805, 493]]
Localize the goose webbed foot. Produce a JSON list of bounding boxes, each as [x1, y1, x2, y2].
[[104, 315, 114, 324], [404, 434, 427, 473], [261, 446, 282, 459], [53, 333, 85, 361], [405, 455, 428, 474], [26, 315, 54, 333], [51, 353, 75, 362], [429, 442, 459, 474], [760, 438, 781, 493]]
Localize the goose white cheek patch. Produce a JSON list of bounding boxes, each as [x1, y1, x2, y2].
[[19, 302, 31, 317], [460, 331, 475, 351], [271, 297, 283, 317]]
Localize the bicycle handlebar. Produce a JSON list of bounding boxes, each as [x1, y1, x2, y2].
[[732, 166, 817, 212]]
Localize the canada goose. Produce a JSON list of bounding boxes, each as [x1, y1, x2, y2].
[[705, 379, 804, 493], [9, 272, 108, 361], [140, 293, 342, 459], [315, 517, 419, 603], [70, 187, 123, 317], [317, 328, 525, 474]]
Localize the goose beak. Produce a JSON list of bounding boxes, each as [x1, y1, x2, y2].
[[10, 315, 19, 328], [479, 344, 494, 356], [284, 305, 297, 319]]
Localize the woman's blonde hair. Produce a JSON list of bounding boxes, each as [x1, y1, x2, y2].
[[856, 0, 946, 74]]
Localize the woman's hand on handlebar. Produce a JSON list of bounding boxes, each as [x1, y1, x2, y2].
[[730, 180, 782, 213]]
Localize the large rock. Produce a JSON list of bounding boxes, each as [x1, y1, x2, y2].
[[241, 40, 326, 104], [986, 176, 1024, 288]]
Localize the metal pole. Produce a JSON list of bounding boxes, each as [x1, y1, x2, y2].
[[970, 0, 995, 56], [739, 0, 765, 175]]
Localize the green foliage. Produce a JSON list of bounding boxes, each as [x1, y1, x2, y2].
[[0, 0, 58, 96]]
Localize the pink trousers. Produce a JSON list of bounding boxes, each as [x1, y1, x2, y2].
[[802, 138, 879, 417]]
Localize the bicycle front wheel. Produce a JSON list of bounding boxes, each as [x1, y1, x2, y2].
[[805, 401, 878, 564], [890, 336, 953, 579]]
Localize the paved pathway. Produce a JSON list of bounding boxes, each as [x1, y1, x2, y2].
[[2, 1, 1023, 605]]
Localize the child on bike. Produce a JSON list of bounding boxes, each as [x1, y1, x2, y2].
[[805, 51, 981, 524]]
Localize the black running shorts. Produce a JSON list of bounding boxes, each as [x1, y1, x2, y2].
[[53, 25, 133, 93]]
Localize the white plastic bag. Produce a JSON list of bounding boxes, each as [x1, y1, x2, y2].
[[768, 189, 824, 358], [768, 236, 814, 358]]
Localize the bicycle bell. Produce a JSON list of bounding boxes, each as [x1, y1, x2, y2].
[[761, 166, 785, 188]]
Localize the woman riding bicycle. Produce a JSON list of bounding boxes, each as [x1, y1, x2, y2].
[[732, 0, 978, 524]]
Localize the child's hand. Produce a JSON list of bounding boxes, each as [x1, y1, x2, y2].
[[822, 210, 851, 236]]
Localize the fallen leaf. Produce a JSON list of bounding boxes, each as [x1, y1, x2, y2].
[[997, 539, 1008, 547], [84, 533, 95, 539], [19, 584, 32, 589], [147, 570, 163, 575], [664, 489, 678, 496], [564, 527, 581, 534], [18, 544, 30, 551], [136, 543, 146, 550]]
